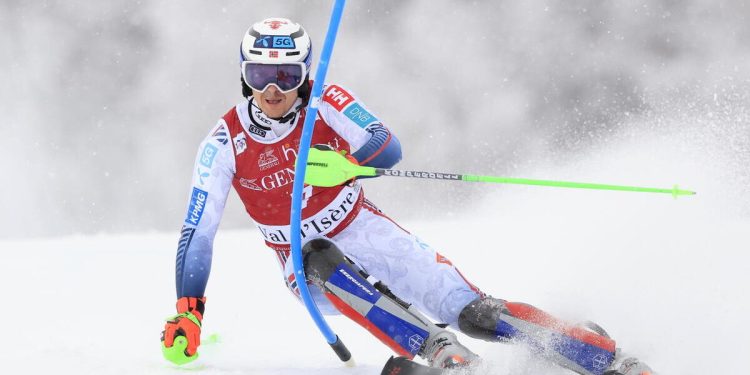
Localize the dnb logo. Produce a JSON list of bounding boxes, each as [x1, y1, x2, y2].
[[344, 103, 377, 128], [253, 35, 296, 49]]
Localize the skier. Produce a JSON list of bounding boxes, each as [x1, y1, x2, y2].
[[161, 17, 654, 375]]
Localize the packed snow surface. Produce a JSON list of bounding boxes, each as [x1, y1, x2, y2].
[[2, 124, 747, 374]]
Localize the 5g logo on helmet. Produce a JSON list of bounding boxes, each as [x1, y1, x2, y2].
[[253, 35, 296, 49]]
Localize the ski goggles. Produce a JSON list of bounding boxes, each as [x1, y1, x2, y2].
[[241, 61, 307, 93]]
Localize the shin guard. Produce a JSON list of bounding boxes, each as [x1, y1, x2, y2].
[[458, 297, 616, 375], [303, 238, 437, 358]]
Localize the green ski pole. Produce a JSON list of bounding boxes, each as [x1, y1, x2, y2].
[[304, 148, 697, 198]]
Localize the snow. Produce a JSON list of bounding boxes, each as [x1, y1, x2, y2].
[[2, 121, 748, 374]]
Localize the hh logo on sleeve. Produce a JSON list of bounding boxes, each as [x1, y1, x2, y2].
[[324, 85, 354, 112]]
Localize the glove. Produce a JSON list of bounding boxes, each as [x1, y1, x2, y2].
[[161, 296, 206, 364], [312, 144, 359, 164], [310, 144, 360, 186]]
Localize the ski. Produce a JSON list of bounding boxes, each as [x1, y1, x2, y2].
[[380, 356, 447, 375]]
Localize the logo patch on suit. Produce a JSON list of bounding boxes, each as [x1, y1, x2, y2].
[[239, 178, 262, 191], [324, 85, 354, 112], [233, 133, 247, 155], [185, 187, 208, 226], [248, 124, 268, 137], [200, 143, 218, 168], [197, 168, 210, 186], [258, 149, 280, 170], [344, 103, 377, 128], [211, 124, 229, 145]]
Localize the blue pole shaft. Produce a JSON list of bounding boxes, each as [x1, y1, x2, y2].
[[290, 0, 349, 358]]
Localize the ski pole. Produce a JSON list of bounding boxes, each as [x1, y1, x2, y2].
[[289, 0, 354, 367], [304, 147, 697, 198]]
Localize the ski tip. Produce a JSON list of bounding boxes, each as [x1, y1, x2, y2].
[[343, 358, 356, 367]]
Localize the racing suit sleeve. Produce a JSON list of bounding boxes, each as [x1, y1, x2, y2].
[[175, 121, 235, 298], [318, 84, 402, 169]]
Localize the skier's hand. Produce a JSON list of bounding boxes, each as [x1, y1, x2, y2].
[[310, 144, 360, 185], [312, 144, 359, 166], [161, 296, 206, 362]]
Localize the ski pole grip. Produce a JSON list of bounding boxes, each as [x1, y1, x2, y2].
[[330, 335, 353, 364]]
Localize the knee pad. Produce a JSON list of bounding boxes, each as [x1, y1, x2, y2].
[[458, 297, 560, 342], [457, 296, 513, 342], [302, 238, 349, 287]]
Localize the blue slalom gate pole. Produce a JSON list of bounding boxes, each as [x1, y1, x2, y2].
[[289, 0, 352, 365]]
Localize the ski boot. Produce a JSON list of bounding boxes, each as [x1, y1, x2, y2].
[[421, 329, 478, 369], [578, 322, 654, 375], [604, 350, 654, 375], [380, 329, 479, 375]]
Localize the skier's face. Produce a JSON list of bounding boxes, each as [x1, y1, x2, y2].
[[252, 85, 299, 119]]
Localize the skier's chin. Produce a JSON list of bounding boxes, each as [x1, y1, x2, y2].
[[261, 99, 288, 118]]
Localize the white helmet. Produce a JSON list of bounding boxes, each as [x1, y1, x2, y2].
[[239, 18, 312, 99], [240, 18, 312, 69]]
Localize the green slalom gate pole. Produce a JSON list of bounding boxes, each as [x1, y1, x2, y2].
[[304, 148, 697, 198]]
